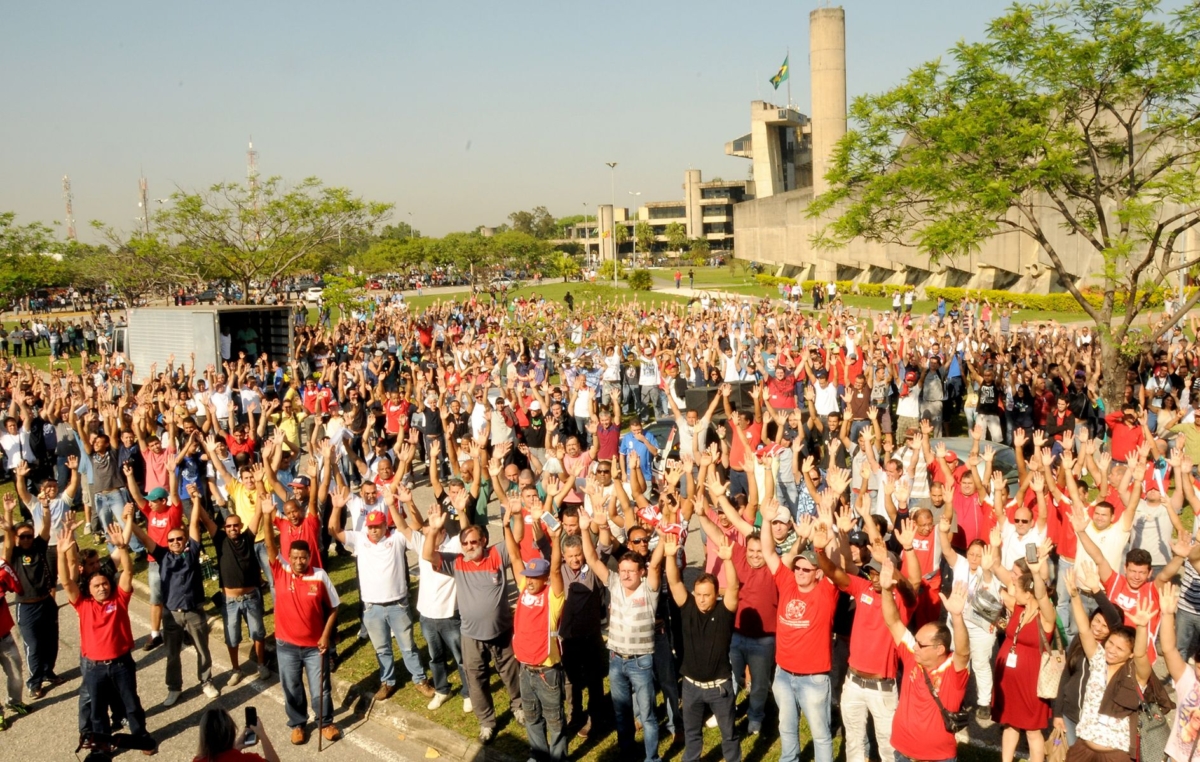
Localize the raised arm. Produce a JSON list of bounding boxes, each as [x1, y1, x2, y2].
[[660, 533, 689, 607], [877, 557, 911, 646]]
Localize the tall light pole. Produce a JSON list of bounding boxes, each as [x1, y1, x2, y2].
[[628, 191, 642, 266], [408, 212, 414, 240], [581, 202, 589, 265], [606, 161, 618, 284]]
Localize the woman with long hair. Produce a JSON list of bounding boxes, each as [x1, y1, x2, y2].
[[938, 512, 1001, 722], [1053, 571, 1125, 745], [193, 707, 279, 762]]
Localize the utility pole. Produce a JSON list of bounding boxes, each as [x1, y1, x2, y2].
[[628, 191, 642, 266], [62, 175, 77, 241], [138, 175, 151, 236], [606, 161, 618, 284]]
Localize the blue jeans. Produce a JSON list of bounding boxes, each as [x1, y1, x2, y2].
[[609, 652, 660, 762], [82, 654, 151, 745], [254, 541, 274, 596], [95, 489, 142, 554], [222, 589, 267, 648], [421, 614, 469, 698], [276, 640, 332, 728], [363, 601, 427, 687], [16, 597, 58, 693], [730, 633, 776, 729], [520, 665, 567, 762], [1175, 608, 1200, 669], [1055, 557, 1078, 641], [772, 670, 833, 762]]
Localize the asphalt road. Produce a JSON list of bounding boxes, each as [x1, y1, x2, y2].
[[4, 590, 430, 762]]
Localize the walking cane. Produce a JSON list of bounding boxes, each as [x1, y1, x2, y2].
[[318, 650, 329, 752]]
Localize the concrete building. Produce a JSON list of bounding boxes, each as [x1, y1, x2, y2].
[[565, 170, 753, 261], [728, 6, 1122, 293]]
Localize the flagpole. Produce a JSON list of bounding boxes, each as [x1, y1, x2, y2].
[[786, 46, 791, 108]]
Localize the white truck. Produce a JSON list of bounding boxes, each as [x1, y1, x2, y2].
[[111, 305, 294, 386]]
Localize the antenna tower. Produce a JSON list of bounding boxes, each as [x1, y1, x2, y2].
[[138, 175, 150, 236], [247, 138, 259, 194], [62, 175, 77, 241]]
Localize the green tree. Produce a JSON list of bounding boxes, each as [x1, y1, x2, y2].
[[492, 230, 553, 274], [507, 207, 556, 239], [810, 0, 1200, 397], [70, 230, 175, 311], [379, 221, 421, 241], [626, 269, 654, 291], [0, 213, 71, 307], [548, 251, 582, 283], [614, 223, 629, 250], [688, 237, 711, 267], [635, 221, 655, 254], [153, 176, 392, 303], [665, 222, 688, 255], [319, 273, 370, 317]]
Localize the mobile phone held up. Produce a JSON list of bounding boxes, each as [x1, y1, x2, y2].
[[244, 706, 258, 746], [541, 512, 561, 533], [1024, 543, 1038, 566]]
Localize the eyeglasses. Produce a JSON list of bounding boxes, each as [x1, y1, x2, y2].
[[460, 540, 481, 548], [167, 537, 187, 543], [16, 533, 34, 540], [597, 470, 612, 475], [915, 641, 938, 650], [628, 538, 649, 545], [1013, 518, 1031, 525], [795, 566, 817, 573]]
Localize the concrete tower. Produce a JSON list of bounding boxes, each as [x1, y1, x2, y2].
[[810, 6, 846, 197]]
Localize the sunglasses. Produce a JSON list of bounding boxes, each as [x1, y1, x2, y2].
[[17, 533, 34, 540], [1014, 518, 1031, 525], [167, 536, 187, 543], [628, 538, 649, 545]]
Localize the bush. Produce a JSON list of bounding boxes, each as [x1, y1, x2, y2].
[[626, 269, 654, 291], [799, 281, 913, 298], [597, 260, 626, 280], [755, 274, 797, 287]]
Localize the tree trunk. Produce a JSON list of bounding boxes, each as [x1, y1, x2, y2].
[[1098, 332, 1131, 414], [242, 278, 252, 305]]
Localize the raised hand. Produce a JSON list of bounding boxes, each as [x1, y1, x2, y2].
[[715, 534, 734, 561], [1128, 597, 1158, 628], [1160, 582, 1180, 616], [940, 580, 968, 616], [879, 557, 897, 590], [894, 517, 917, 549]]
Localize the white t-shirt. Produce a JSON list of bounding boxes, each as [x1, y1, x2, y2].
[[210, 389, 233, 420], [0, 430, 32, 470], [345, 496, 386, 537], [813, 381, 839, 416], [28, 497, 71, 547], [572, 388, 593, 418], [638, 355, 660, 386], [239, 388, 263, 416], [411, 529, 462, 619], [344, 528, 410, 604], [1074, 522, 1132, 585], [1000, 522, 1048, 570]]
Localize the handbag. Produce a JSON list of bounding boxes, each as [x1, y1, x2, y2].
[[1139, 699, 1170, 762], [920, 665, 969, 734], [1037, 624, 1066, 700], [1047, 726, 1068, 762], [969, 587, 1006, 629]]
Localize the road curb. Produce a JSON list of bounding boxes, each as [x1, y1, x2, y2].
[[127, 577, 516, 762]]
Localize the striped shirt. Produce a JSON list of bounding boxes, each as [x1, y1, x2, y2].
[[606, 575, 659, 656], [1179, 558, 1200, 615]]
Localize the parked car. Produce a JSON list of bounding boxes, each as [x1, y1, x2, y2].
[[195, 289, 222, 304], [304, 286, 324, 303], [491, 277, 520, 290], [366, 280, 383, 290]]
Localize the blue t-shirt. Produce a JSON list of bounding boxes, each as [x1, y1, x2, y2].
[[152, 538, 204, 611], [619, 431, 658, 485]]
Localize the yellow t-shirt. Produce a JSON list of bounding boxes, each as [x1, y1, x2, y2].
[[514, 576, 565, 667], [226, 479, 266, 542]]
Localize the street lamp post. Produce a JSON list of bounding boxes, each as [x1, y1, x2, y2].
[[606, 162, 618, 284]]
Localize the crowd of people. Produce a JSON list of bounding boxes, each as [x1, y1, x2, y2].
[[0, 286, 1199, 762]]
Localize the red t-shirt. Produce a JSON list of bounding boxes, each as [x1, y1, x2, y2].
[[1105, 570, 1161, 664], [1104, 413, 1144, 464], [142, 447, 175, 494], [192, 750, 268, 762], [950, 484, 991, 549], [0, 561, 21, 638], [225, 433, 257, 459], [732, 546, 778, 637], [141, 502, 185, 550], [1047, 497, 1078, 561], [846, 576, 909, 678], [891, 639, 969, 761], [595, 424, 620, 461], [271, 559, 339, 648], [730, 422, 763, 472], [774, 567, 837, 674], [273, 514, 324, 569], [384, 400, 410, 436], [75, 585, 134, 661]]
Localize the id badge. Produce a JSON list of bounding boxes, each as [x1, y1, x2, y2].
[[1005, 651, 1018, 669]]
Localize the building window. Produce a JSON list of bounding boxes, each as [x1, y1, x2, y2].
[[702, 206, 731, 218], [648, 206, 686, 220]]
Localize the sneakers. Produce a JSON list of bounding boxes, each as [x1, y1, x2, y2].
[[374, 683, 397, 701], [0, 711, 7, 732], [320, 725, 341, 742], [202, 682, 220, 699], [512, 706, 526, 726], [291, 726, 307, 745], [162, 690, 181, 707], [576, 719, 591, 739], [747, 722, 761, 736], [478, 726, 494, 744], [257, 665, 271, 681], [228, 671, 244, 688], [427, 692, 451, 711], [463, 697, 473, 714], [6, 702, 29, 717], [705, 715, 718, 729], [413, 682, 435, 699], [142, 634, 163, 652]]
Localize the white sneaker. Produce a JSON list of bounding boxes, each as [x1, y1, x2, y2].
[[427, 692, 451, 711], [463, 697, 473, 714], [228, 671, 244, 687], [162, 690, 181, 707], [202, 682, 220, 699], [706, 715, 718, 729]]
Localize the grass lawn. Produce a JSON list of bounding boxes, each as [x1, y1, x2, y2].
[[392, 282, 692, 314]]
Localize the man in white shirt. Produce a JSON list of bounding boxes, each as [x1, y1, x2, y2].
[[329, 504, 434, 701], [410, 526, 470, 711]]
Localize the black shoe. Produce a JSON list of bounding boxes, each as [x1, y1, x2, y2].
[[142, 635, 163, 652]]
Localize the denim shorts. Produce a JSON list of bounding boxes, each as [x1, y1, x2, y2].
[[222, 589, 267, 647], [147, 560, 162, 606]]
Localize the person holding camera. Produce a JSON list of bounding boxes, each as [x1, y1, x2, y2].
[[193, 706, 279, 762]]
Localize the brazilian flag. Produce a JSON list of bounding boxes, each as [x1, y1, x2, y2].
[[769, 56, 789, 90]]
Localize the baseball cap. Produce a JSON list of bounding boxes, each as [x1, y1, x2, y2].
[[289, 475, 311, 488], [520, 558, 551, 578], [846, 530, 869, 548], [147, 487, 169, 501], [529, 400, 542, 411], [865, 552, 901, 575], [795, 549, 820, 567], [365, 510, 387, 527]]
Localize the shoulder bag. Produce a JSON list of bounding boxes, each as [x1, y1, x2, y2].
[[920, 665, 969, 734], [1037, 623, 1066, 700]]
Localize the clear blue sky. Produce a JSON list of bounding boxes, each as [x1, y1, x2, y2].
[[0, 1, 1179, 240]]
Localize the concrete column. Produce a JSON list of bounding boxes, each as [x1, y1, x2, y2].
[[600, 204, 616, 265], [684, 169, 703, 238], [810, 7, 847, 197]]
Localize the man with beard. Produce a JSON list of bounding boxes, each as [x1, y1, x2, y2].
[[422, 500, 524, 745]]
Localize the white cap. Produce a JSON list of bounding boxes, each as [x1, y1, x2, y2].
[[529, 401, 542, 411]]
